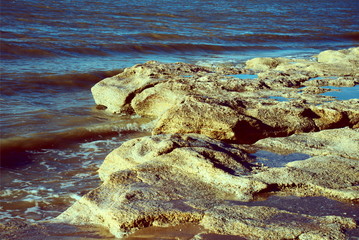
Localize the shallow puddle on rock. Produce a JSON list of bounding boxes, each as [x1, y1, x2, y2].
[[232, 195, 359, 219], [250, 150, 311, 167], [308, 76, 337, 81], [267, 96, 290, 102], [124, 223, 204, 240], [195, 233, 247, 240], [227, 74, 258, 79], [229, 195, 359, 239], [321, 85, 359, 100]]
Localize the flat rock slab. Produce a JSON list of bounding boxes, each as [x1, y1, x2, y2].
[[54, 129, 358, 239]]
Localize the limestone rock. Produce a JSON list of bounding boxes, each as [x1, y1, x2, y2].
[[152, 98, 268, 143], [54, 130, 358, 238], [245, 57, 290, 71], [98, 134, 262, 196], [251, 156, 359, 201], [251, 128, 359, 201], [303, 76, 358, 87], [152, 96, 358, 143], [246, 47, 359, 77], [65, 48, 359, 238], [91, 48, 358, 143], [254, 127, 359, 159], [318, 47, 359, 66], [243, 101, 319, 136], [91, 61, 212, 113], [54, 134, 267, 237], [310, 100, 359, 129]]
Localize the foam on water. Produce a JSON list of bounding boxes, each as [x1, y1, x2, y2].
[[0, 126, 150, 223]]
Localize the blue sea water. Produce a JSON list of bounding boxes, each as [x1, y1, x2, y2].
[[0, 0, 358, 236]]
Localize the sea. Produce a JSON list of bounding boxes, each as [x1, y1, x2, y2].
[[0, 0, 358, 238]]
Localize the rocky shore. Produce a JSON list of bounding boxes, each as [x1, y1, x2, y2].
[[3, 47, 358, 239]]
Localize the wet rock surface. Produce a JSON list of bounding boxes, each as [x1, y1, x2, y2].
[[52, 47, 359, 239]]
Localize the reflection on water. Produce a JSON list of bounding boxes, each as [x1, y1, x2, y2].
[[230, 195, 359, 239], [250, 150, 311, 167], [227, 74, 258, 79], [268, 96, 290, 102], [321, 85, 359, 100]]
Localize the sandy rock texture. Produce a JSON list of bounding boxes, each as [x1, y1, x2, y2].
[[247, 47, 359, 77], [91, 47, 358, 144], [54, 129, 359, 239], [54, 47, 359, 239], [54, 134, 265, 237]]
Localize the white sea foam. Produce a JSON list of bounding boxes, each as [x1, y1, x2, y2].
[[74, 173, 91, 178], [60, 182, 75, 189], [0, 189, 14, 197], [40, 161, 57, 170], [24, 204, 41, 214], [12, 178, 26, 183], [69, 193, 82, 200], [22, 195, 43, 202], [0, 211, 17, 220], [122, 120, 155, 132]]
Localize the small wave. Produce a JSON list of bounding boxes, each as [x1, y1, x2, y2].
[[103, 42, 279, 54], [136, 33, 190, 41], [2, 38, 282, 60], [0, 69, 123, 94], [0, 119, 153, 168], [0, 41, 57, 59], [338, 32, 359, 41], [138, 12, 182, 19], [59, 46, 110, 56]]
